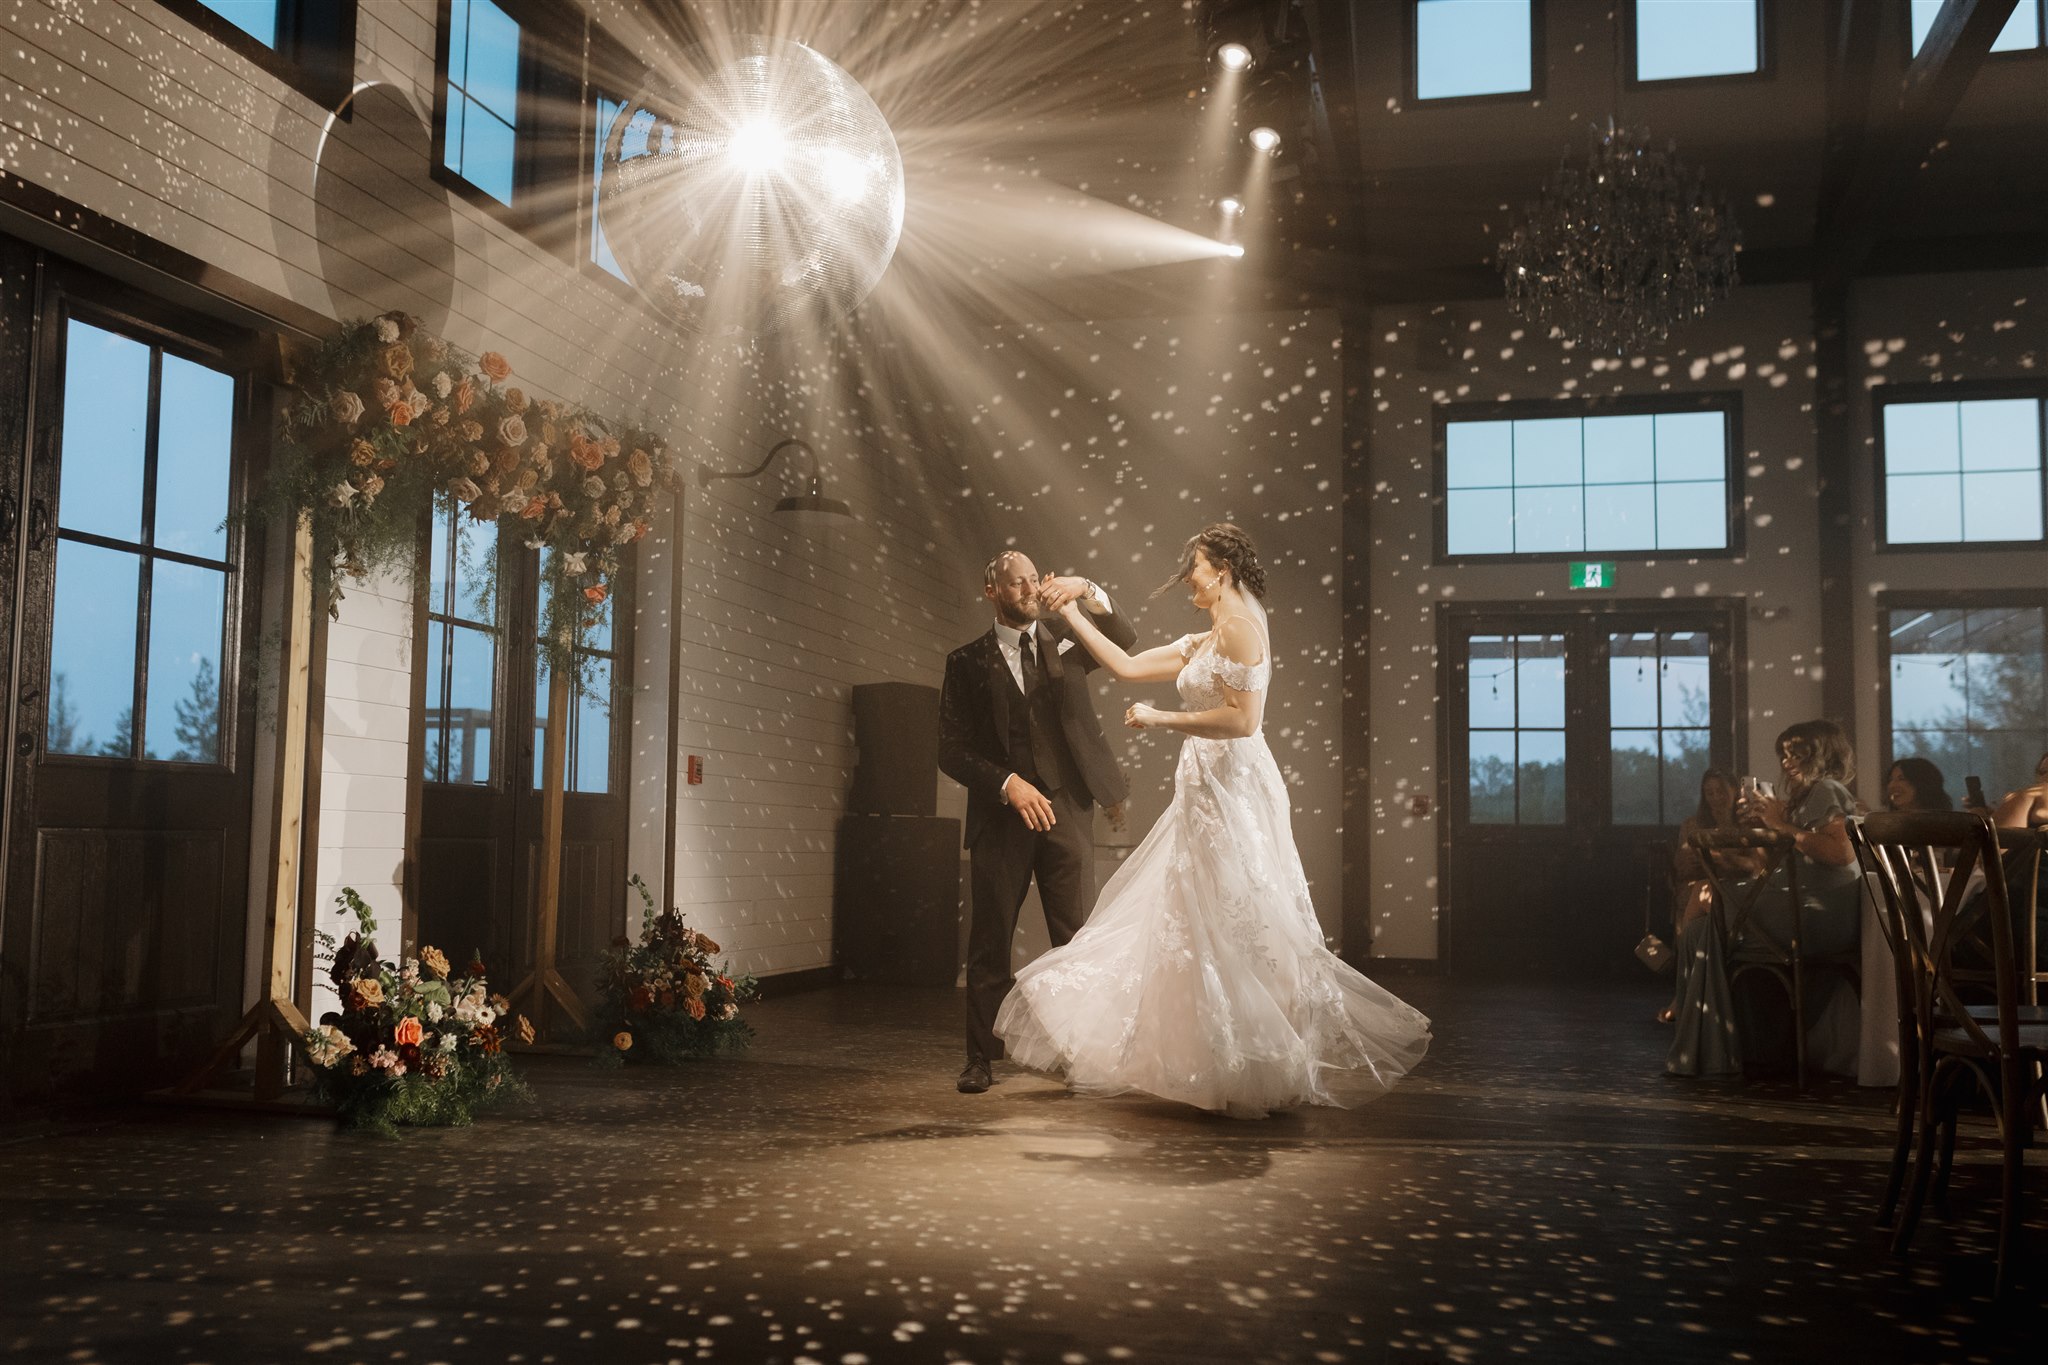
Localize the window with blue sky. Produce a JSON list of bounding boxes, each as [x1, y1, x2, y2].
[[1466, 633, 1566, 825], [442, 0, 521, 206], [48, 319, 234, 764], [1910, 0, 2043, 54], [1881, 394, 2046, 545], [1886, 603, 2048, 794], [1442, 406, 1732, 557], [591, 97, 657, 281], [1634, 0, 1761, 82], [1414, 0, 1533, 100], [194, 0, 277, 44]]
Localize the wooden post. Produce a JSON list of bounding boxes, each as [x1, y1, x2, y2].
[[176, 510, 317, 1099], [505, 605, 591, 1041]]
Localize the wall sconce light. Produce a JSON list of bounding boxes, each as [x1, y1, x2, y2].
[[697, 437, 853, 520]]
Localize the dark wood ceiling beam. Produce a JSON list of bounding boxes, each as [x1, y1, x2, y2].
[[1816, 0, 2019, 280]]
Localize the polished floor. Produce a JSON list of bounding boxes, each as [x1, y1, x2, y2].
[[1, 977, 2041, 1364]]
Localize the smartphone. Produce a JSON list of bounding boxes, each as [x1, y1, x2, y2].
[[1966, 775, 1986, 807]]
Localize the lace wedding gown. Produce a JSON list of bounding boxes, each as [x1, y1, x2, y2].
[[994, 630, 1431, 1117]]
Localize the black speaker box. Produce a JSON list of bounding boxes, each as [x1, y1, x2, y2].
[[848, 682, 940, 817], [834, 815, 962, 986]]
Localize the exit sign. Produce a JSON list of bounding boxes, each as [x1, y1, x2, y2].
[[1569, 560, 1616, 590]]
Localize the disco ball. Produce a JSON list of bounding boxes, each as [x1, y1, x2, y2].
[[598, 38, 905, 337]]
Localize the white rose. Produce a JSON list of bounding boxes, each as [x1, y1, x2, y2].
[[432, 371, 453, 399], [426, 1001, 443, 1022], [375, 317, 400, 343]]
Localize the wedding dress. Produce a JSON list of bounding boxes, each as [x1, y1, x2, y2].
[[994, 623, 1431, 1117]]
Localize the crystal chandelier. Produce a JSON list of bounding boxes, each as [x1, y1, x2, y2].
[[1497, 123, 1741, 354]]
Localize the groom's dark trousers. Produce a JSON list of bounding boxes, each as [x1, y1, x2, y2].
[[938, 610, 1136, 1064]]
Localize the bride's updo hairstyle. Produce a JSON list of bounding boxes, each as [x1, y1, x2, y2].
[[1155, 522, 1268, 599]]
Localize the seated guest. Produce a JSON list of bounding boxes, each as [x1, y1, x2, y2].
[[1667, 720, 1863, 1077], [1659, 769, 1759, 1024], [1884, 757, 1953, 813], [1990, 751, 2048, 831]]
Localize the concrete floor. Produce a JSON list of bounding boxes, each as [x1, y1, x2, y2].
[[1, 977, 2041, 1364]]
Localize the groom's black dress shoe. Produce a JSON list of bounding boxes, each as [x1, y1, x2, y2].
[[956, 1057, 993, 1094]]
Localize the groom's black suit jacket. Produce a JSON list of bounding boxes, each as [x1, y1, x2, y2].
[[938, 609, 1138, 848]]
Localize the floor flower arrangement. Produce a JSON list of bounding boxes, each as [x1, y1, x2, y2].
[[305, 889, 531, 1134], [597, 877, 759, 1064]]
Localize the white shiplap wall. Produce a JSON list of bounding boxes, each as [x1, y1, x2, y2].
[[0, 0, 991, 992]]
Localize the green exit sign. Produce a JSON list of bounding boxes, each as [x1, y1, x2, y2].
[[1569, 560, 1617, 590]]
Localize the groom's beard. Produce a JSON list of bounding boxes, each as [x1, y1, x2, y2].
[[995, 600, 1040, 629]]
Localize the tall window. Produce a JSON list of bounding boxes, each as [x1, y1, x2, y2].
[[1439, 400, 1736, 559], [422, 497, 499, 785], [1413, 0, 1535, 101], [533, 554, 617, 794], [1632, 0, 1763, 81], [1879, 389, 2046, 546], [193, 0, 278, 43], [1608, 629, 1711, 825], [1910, 0, 2044, 54], [47, 319, 235, 763], [441, 0, 522, 206], [590, 94, 657, 282], [1466, 633, 1566, 824], [1884, 600, 2048, 796]]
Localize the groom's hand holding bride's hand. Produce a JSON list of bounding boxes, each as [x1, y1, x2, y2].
[[1036, 574, 1097, 613]]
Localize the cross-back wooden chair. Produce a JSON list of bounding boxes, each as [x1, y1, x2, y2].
[[1691, 827, 1856, 1089], [1853, 810, 2047, 1299]]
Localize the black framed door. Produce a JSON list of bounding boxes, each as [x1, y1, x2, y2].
[[0, 260, 264, 1095], [1440, 601, 1743, 977], [416, 507, 632, 1002]]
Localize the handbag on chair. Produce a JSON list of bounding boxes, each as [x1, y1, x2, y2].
[[1636, 848, 1675, 972]]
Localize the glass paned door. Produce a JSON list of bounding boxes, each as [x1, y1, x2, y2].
[[1446, 607, 1736, 976]]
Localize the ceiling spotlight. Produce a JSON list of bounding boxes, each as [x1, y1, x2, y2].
[[1248, 126, 1281, 153], [1219, 196, 1245, 216], [1227, 243, 1246, 258], [1217, 42, 1253, 71]]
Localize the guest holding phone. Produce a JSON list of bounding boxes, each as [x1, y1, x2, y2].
[[1667, 720, 1864, 1077]]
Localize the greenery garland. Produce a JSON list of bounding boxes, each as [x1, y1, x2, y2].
[[260, 312, 680, 677]]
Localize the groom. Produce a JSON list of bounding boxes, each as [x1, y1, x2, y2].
[[938, 551, 1136, 1093]]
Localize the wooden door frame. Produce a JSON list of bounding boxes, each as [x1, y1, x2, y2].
[[1434, 596, 1748, 970]]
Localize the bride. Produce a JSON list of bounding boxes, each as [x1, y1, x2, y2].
[[994, 524, 1431, 1117]]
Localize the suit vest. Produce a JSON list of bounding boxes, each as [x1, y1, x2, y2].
[[1006, 653, 1089, 804]]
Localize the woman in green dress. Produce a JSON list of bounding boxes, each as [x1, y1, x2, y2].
[[1666, 720, 1864, 1077]]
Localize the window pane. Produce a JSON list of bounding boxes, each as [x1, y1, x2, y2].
[[49, 541, 141, 757], [1883, 401, 1962, 475], [572, 657, 612, 794], [459, 102, 517, 205], [1513, 485, 1583, 553], [1416, 0, 1532, 99], [1662, 729, 1712, 824], [1513, 418, 1582, 486], [1959, 398, 2041, 472], [1609, 635, 1661, 728], [197, 0, 277, 45], [449, 623, 496, 785], [1583, 414, 1654, 483], [1583, 483, 1656, 551], [1888, 606, 2048, 798], [422, 620, 449, 783], [1446, 420, 1513, 488], [1515, 635, 1566, 727], [1661, 637, 1711, 726], [1962, 471, 2045, 542], [1635, 0, 1760, 81], [144, 562, 227, 763], [593, 96, 628, 281], [1468, 728, 1517, 824], [461, 0, 522, 121], [451, 511, 495, 624], [153, 353, 235, 560], [1467, 635, 1517, 729], [449, 0, 473, 87], [1446, 488, 1514, 555], [1654, 411, 1726, 482], [1517, 730, 1566, 824], [1656, 481, 1728, 550], [59, 320, 149, 543], [429, 502, 454, 618], [1887, 472, 1963, 544], [1611, 729, 1662, 825], [1913, 0, 2041, 52]]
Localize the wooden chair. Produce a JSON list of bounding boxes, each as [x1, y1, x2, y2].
[[1691, 828, 1856, 1089], [1854, 811, 2048, 1298]]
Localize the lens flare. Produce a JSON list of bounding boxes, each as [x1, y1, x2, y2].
[[1248, 126, 1280, 152], [1216, 42, 1252, 71]]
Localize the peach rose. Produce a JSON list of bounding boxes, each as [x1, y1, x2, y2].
[[479, 351, 512, 383], [627, 448, 653, 487], [372, 377, 401, 409], [349, 439, 376, 467], [448, 477, 483, 504], [350, 976, 384, 1008], [454, 377, 475, 414], [330, 390, 365, 426], [379, 343, 413, 382], [393, 1015, 423, 1047], [419, 946, 449, 978], [502, 386, 529, 413], [498, 414, 527, 447], [521, 496, 548, 520], [686, 998, 706, 1021], [583, 583, 609, 606]]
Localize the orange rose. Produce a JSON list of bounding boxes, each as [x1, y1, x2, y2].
[[387, 402, 413, 428], [393, 1015, 423, 1047], [479, 351, 512, 383], [454, 377, 475, 414], [686, 998, 706, 1021], [521, 496, 549, 520], [612, 1030, 633, 1052], [583, 584, 608, 606]]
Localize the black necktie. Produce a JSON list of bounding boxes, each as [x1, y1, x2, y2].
[[1017, 632, 1041, 693]]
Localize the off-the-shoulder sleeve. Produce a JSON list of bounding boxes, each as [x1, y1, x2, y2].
[[1174, 633, 1198, 660], [1212, 656, 1268, 693]]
